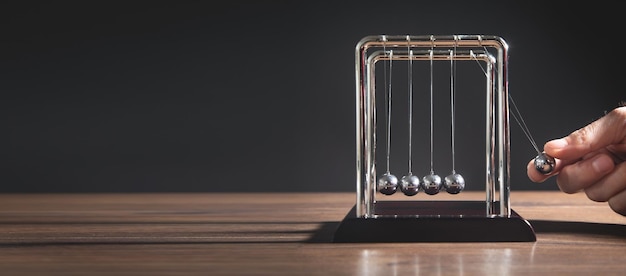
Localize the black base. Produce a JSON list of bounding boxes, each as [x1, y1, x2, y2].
[[332, 201, 536, 242]]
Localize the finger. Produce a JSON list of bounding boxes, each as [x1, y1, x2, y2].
[[584, 162, 626, 202], [608, 188, 626, 216], [527, 160, 548, 183], [607, 143, 626, 160], [556, 153, 615, 193], [544, 107, 626, 161]]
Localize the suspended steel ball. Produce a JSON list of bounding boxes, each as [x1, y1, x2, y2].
[[534, 152, 555, 174], [422, 174, 442, 195], [378, 173, 398, 195], [400, 174, 420, 196], [444, 173, 465, 194]]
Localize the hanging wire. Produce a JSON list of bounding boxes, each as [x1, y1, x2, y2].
[[429, 37, 435, 175], [407, 37, 413, 174], [470, 48, 541, 154], [449, 46, 457, 174], [385, 50, 394, 172]]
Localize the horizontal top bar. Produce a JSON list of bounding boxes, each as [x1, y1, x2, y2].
[[367, 49, 496, 63], [356, 35, 508, 51]]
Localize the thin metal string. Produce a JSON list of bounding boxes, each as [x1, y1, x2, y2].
[[450, 47, 457, 174], [509, 95, 541, 153], [470, 48, 541, 154], [407, 37, 413, 174], [382, 40, 389, 173], [385, 50, 394, 173], [429, 45, 435, 175]]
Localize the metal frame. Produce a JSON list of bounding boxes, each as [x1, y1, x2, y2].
[[355, 35, 510, 218]]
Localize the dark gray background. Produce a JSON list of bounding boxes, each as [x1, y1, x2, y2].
[[2, 1, 623, 192]]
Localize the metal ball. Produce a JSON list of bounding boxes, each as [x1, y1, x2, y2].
[[377, 173, 398, 195], [400, 174, 420, 196], [534, 152, 555, 174], [421, 174, 442, 195], [444, 173, 465, 194]]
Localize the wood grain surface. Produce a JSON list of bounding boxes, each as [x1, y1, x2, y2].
[[1, 191, 625, 275]]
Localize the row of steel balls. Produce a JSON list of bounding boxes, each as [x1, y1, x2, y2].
[[377, 152, 556, 196], [377, 172, 465, 196]]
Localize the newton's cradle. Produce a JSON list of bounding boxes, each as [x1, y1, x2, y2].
[[333, 35, 541, 242]]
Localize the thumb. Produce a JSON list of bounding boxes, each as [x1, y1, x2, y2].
[[544, 107, 626, 161]]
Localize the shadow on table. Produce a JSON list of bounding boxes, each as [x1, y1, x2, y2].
[[528, 219, 626, 237], [305, 220, 626, 243]]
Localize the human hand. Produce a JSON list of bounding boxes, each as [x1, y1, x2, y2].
[[527, 106, 626, 216]]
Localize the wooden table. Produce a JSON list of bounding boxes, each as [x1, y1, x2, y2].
[[1, 191, 626, 275]]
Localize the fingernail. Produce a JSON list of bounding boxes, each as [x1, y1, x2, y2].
[[592, 155, 613, 174], [546, 138, 568, 150]]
